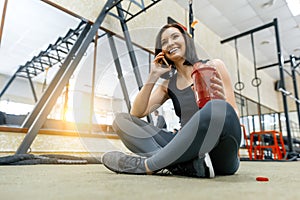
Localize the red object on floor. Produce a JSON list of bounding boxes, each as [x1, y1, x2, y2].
[[256, 176, 269, 182]]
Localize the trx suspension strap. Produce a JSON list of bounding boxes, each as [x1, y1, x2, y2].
[[250, 33, 262, 131]]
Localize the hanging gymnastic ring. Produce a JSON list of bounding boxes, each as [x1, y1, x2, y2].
[[251, 77, 261, 87], [235, 81, 245, 91]]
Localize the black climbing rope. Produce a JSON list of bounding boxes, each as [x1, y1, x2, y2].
[[0, 154, 102, 165]]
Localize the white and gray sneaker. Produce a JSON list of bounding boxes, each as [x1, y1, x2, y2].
[[101, 151, 147, 175]]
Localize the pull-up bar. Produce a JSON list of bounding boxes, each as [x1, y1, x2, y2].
[[257, 60, 291, 70], [220, 20, 275, 44], [257, 56, 300, 70], [221, 18, 297, 159]]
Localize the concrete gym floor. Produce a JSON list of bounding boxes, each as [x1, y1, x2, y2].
[[0, 161, 299, 200]]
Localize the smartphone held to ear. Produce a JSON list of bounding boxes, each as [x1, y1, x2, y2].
[[160, 57, 169, 68], [158, 52, 174, 79]]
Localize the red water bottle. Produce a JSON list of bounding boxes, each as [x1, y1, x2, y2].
[[191, 62, 217, 108]]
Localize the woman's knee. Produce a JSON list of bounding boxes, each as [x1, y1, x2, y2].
[[200, 99, 231, 124], [206, 100, 239, 126], [114, 112, 131, 122], [204, 99, 227, 113], [204, 100, 241, 139], [112, 112, 131, 132]]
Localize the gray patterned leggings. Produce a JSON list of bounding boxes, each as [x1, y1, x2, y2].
[[112, 100, 241, 175]]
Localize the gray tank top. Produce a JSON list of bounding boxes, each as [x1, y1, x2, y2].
[[167, 73, 199, 127]]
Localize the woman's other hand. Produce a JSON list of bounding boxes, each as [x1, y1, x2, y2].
[[210, 70, 226, 100]]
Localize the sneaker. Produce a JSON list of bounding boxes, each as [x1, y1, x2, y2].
[[167, 153, 215, 178], [204, 153, 215, 178], [101, 151, 147, 175]]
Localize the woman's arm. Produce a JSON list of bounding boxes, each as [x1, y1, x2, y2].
[[130, 77, 169, 118], [130, 52, 171, 118]]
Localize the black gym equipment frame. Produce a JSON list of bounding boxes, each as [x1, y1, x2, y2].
[[257, 56, 300, 122], [13, 0, 161, 154], [107, 32, 132, 112], [0, 21, 88, 102], [221, 18, 297, 159], [290, 56, 300, 130]]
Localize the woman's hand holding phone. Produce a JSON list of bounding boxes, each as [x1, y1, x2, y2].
[[151, 52, 172, 77]]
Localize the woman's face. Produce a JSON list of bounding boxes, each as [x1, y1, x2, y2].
[[161, 27, 186, 63]]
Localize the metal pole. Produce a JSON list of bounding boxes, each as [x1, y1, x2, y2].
[[62, 82, 69, 121], [116, 4, 153, 123], [252, 115, 255, 132], [26, 69, 38, 102], [0, 72, 17, 98], [107, 33, 131, 112], [220, 21, 275, 44], [250, 33, 262, 131], [257, 59, 290, 70], [290, 55, 300, 131], [274, 18, 295, 156], [116, 4, 143, 90], [278, 112, 283, 133], [89, 32, 98, 133]]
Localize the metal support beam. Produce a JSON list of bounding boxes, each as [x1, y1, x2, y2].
[[274, 19, 294, 157], [116, 3, 152, 123], [257, 59, 290, 70], [89, 32, 98, 133], [220, 20, 275, 44], [16, 0, 117, 154], [116, 4, 143, 90], [26, 68, 38, 102], [290, 55, 300, 131], [121, 0, 160, 23], [0, 72, 17, 98], [107, 33, 132, 112]]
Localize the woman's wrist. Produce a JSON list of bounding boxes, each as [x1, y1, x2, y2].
[[147, 72, 160, 84]]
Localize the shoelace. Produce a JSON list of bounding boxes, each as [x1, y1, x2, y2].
[[120, 156, 144, 171]]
